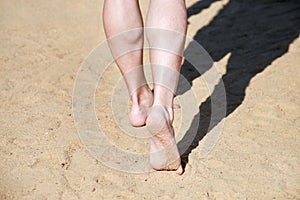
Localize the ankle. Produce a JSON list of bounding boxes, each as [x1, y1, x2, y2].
[[153, 86, 174, 108], [131, 85, 153, 106], [152, 103, 174, 123]]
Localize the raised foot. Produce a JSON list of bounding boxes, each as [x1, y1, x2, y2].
[[129, 106, 148, 127], [129, 87, 153, 127], [146, 105, 183, 175]]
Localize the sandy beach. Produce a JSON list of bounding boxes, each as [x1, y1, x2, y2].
[[0, 0, 299, 199]]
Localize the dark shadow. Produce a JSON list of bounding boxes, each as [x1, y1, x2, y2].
[[177, 0, 300, 168], [187, 0, 221, 18]]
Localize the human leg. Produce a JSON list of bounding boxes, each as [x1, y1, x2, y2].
[[103, 0, 153, 126], [146, 0, 187, 174]]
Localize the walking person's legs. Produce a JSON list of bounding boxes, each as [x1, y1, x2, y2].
[[103, 0, 187, 174]]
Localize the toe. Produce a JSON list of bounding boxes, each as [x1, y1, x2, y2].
[[176, 165, 184, 175]]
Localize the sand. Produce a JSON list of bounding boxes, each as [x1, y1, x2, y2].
[[0, 0, 299, 199]]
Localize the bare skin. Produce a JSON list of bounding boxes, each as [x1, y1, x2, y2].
[[146, 104, 183, 174], [103, 0, 152, 127], [103, 0, 187, 174], [129, 86, 153, 127]]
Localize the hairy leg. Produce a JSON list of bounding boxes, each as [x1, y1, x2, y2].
[[103, 0, 153, 126], [146, 0, 187, 174]]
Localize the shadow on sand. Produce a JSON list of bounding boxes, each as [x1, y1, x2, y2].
[[177, 0, 300, 169]]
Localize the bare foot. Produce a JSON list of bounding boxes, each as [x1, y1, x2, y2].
[[146, 104, 183, 175], [129, 86, 153, 127]]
